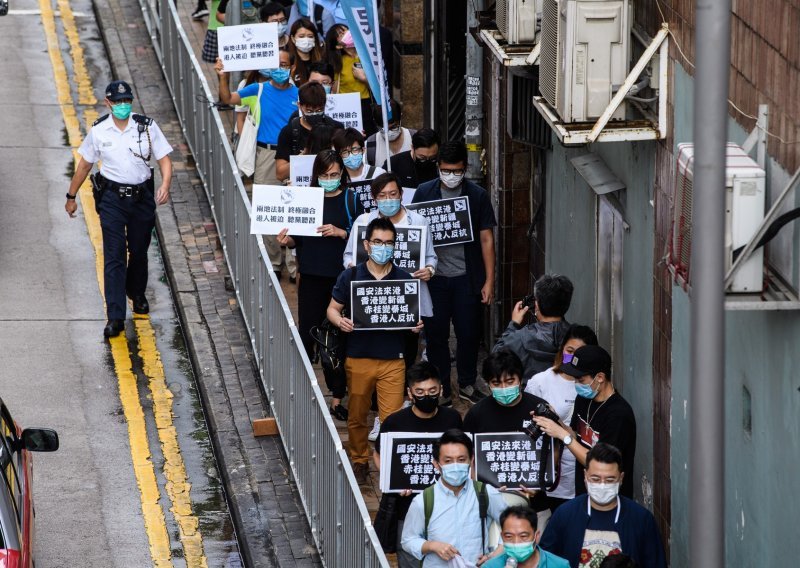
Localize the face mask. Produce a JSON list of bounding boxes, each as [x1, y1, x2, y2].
[[259, 69, 272, 79], [270, 68, 290, 84], [415, 159, 439, 182], [503, 542, 536, 563], [491, 385, 520, 406], [387, 127, 402, 142], [440, 172, 464, 189], [575, 377, 599, 399], [319, 178, 341, 193], [377, 198, 401, 218], [562, 352, 574, 365], [412, 394, 439, 414], [343, 153, 363, 170], [439, 463, 470, 487], [276, 22, 288, 37], [111, 102, 132, 120], [295, 37, 315, 53], [369, 244, 394, 265], [586, 481, 620, 506], [323, 84, 332, 94], [304, 111, 326, 127]]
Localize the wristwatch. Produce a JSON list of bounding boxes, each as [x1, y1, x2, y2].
[[65, 192, 76, 200], [426, 265, 435, 277], [562, 434, 573, 445]]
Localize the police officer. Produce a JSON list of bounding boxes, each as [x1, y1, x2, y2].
[[65, 80, 173, 338]]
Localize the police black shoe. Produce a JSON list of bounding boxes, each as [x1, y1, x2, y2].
[[131, 295, 150, 314], [103, 319, 125, 338]]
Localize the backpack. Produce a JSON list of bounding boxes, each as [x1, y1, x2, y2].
[[309, 266, 357, 375], [421, 481, 488, 566]]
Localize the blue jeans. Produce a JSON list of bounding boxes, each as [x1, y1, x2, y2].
[[423, 274, 481, 397]]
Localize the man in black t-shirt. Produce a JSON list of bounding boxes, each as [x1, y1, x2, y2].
[[384, 128, 440, 190], [373, 361, 462, 567], [531, 345, 637, 498]]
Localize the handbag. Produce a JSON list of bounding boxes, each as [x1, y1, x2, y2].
[[235, 82, 262, 176], [373, 493, 400, 553]]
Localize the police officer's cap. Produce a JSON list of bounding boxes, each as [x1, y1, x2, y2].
[[105, 80, 134, 102]]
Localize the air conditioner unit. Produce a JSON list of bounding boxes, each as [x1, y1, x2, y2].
[[539, 0, 631, 123], [496, 0, 539, 45], [672, 143, 766, 293]]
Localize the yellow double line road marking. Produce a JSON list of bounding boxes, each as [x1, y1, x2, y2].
[[39, 0, 208, 565]]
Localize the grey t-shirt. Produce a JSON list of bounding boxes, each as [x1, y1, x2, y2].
[[435, 185, 467, 277]]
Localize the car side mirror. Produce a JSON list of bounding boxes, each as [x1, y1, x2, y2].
[[19, 428, 59, 452]]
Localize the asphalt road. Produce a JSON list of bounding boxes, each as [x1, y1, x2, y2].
[[0, 1, 241, 566]]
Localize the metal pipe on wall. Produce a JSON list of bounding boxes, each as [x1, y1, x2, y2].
[[690, 0, 730, 564], [465, 0, 484, 181]]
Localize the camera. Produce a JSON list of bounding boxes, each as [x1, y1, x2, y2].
[[525, 402, 561, 440], [521, 293, 536, 311]]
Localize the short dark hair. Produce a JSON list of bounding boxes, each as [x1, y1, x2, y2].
[[433, 429, 473, 461], [499, 505, 538, 533], [406, 361, 441, 388], [298, 81, 326, 108], [370, 172, 402, 199], [331, 127, 365, 153], [372, 99, 402, 124], [309, 60, 334, 79], [304, 125, 340, 155], [534, 274, 574, 318], [599, 554, 637, 568], [310, 149, 349, 187], [438, 141, 468, 165], [365, 216, 397, 241], [260, 2, 287, 22], [586, 442, 624, 472], [481, 350, 523, 382], [412, 128, 440, 150]]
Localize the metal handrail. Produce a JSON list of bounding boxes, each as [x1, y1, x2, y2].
[[137, 1, 388, 565]]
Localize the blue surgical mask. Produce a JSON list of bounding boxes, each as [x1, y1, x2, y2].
[[491, 385, 520, 405], [369, 243, 394, 265], [575, 378, 599, 399], [562, 352, 574, 365], [276, 22, 288, 37], [258, 69, 272, 79], [270, 68, 290, 84], [319, 178, 341, 193], [111, 102, 132, 120], [503, 542, 536, 563], [376, 198, 401, 218], [323, 84, 332, 94], [440, 463, 470, 487], [343, 153, 363, 170]]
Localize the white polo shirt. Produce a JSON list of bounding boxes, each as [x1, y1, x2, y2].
[[78, 114, 173, 184]]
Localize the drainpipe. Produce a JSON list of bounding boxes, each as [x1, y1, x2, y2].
[[465, 0, 484, 181]]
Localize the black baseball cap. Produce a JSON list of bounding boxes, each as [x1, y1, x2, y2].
[[560, 345, 612, 378], [105, 80, 134, 101]]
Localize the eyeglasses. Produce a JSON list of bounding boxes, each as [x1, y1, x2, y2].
[[439, 168, 465, 176], [339, 146, 364, 158], [318, 171, 342, 181], [368, 239, 395, 247], [272, 18, 288, 25]]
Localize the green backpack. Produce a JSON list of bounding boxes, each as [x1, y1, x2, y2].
[[421, 481, 489, 566]]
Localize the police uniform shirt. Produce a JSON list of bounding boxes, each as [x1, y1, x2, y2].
[[78, 114, 173, 185]]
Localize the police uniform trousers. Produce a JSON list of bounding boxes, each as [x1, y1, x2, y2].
[[98, 189, 156, 320]]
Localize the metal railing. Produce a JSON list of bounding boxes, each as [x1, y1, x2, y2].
[[138, 1, 388, 565]]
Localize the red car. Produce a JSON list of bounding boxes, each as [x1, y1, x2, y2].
[[0, 399, 58, 568]]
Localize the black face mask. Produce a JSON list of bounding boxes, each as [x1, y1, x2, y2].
[[414, 159, 439, 183], [412, 394, 439, 413], [305, 112, 326, 127]]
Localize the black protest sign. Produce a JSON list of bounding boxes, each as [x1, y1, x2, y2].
[[379, 433, 440, 493], [346, 179, 376, 212], [406, 196, 473, 247], [354, 224, 427, 272], [474, 432, 558, 490], [350, 279, 420, 330]]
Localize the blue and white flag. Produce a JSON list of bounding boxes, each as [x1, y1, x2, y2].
[[339, 0, 390, 113]]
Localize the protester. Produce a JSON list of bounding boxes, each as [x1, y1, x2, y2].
[[525, 325, 599, 512], [401, 429, 507, 566], [531, 345, 637, 498], [308, 61, 337, 94], [259, 2, 290, 48], [289, 0, 346, 39], [412, 141, 497, 405], [366, 100, 414, 169], [231, 70, 269, 148], [328, 26, 378, 135], [200, 0, 224, 65], [493, 274, 574, 379], [540, 444, 666, 568], [327, 217, 423, 484], [390, 128, 441, 189], [373, 362, 463, 567], [302, 124, 340, 155], [332, 128, 386, 183], [481, 506, 569, 568], [287, 18, 325, 87]]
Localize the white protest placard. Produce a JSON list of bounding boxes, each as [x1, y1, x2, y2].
[[401, 186, 417, 205], [290, 155, 316, 187], [250, 185, 323, 236], [217, 23, 280, 72], [324, 92, 363, 131]]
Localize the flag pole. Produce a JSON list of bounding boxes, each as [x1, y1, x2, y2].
[[370, 0, 392, 172]]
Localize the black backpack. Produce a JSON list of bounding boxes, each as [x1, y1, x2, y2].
[[309, 267, 356, 376]]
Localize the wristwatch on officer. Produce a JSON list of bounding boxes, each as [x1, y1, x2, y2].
[[65, 192, 76, 200], [562, 433, 573, 446], [426, 265, 435, 277]]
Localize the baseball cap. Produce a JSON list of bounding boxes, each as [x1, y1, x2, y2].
[[105, 80, 134, 101], [560, 345, 612, 378]]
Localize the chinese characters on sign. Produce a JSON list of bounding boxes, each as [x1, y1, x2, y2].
[[406, 196, 473, 247], [346, 179, 376, 212], [378, 432, 442, 493], [324, 93, 363, 131], [250, 185, 324, 236], [473, 432, 558, 491], [216, 23, 280, 72], [290, 154, 315, 187], [354, 224, 426, 271], [350, 279, 420, 330]]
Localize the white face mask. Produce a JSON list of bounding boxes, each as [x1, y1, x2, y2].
[[440, 172, 464, 189], [586, 481, 620, 506], [387, 128, 402, 142], [295, 37, 315, 53]]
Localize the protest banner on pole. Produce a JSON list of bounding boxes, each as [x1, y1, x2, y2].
[[405, 197, 474, 247], [325, 93, 364, 131], [290, 155, 316, 187], [250, 185, 324, 236], [350, 279, 420, 329], [354, 224, 426, 271], [217, 23, 280, 72], [473, 432, 558, 491], [379, 432, 442, 493], [346, 179, 376, 212]]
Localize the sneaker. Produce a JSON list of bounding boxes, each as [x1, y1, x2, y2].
[[439, 396, 452, 407], [458, 385, 487, 404], [191, 7, 209, 19], [367, 416, 381, 442], [352, 462, 370, 485]]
